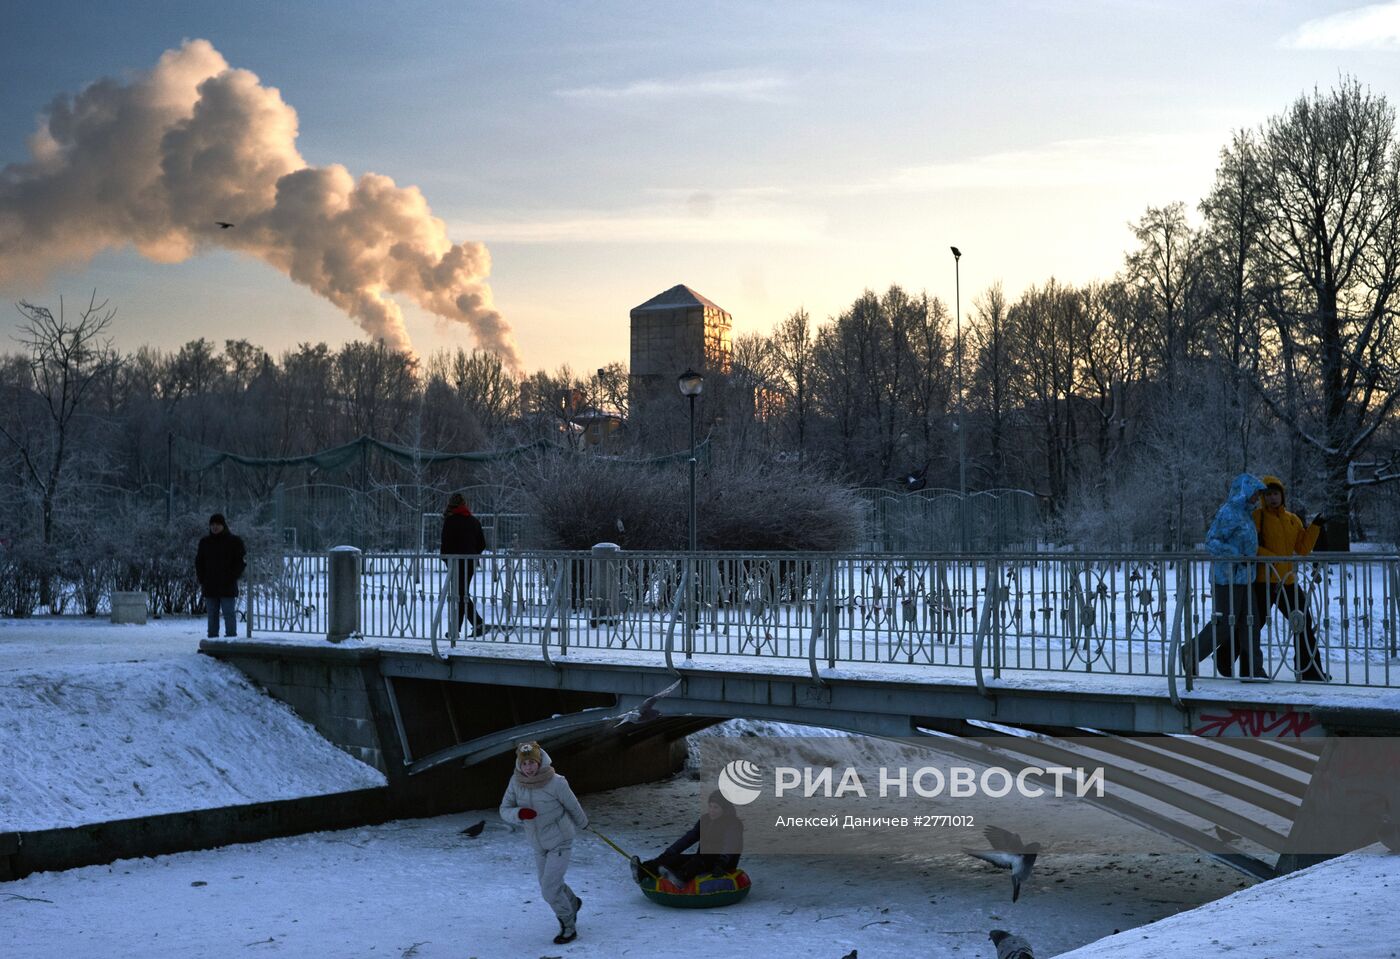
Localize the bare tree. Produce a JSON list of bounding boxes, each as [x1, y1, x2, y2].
[[1006, 279, 1088, 509], [0, 292, 117, 600], [771, 307, 815, 463], [427, 347, 519, 438], [967, 284, 1011, 486], [1245, 77, 1400, 536], [1200, 131, 1269, 471]]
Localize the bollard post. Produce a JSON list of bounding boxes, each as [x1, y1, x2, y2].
[[590, 542, 622, 630], [326, 545, 362, 643]]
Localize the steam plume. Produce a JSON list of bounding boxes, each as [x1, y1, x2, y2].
[[0, 40, 520, 367]]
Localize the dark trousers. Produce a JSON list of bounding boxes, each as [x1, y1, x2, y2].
[[1254, 580, 1325, 680], [1183, 583, 1264, 678], [206, 596, 237, 638], [447, 558, 484, 637], [643, 852, 736, 884]]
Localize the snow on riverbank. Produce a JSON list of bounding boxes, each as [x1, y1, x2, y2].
[[1057, 848, 1400, 959], [0, 655, 384, 831]]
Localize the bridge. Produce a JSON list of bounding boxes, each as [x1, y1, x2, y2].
[[204, 548, 1400, 882]]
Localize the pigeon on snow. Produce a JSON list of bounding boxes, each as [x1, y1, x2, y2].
[[965, 825, 1040, 902], [612, 678, 683, 727], [989, 929, 1035, 959], [460, 820, 486, 838]]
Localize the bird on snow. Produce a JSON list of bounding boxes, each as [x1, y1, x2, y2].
[[840, 950, 858, 959], [460, 820, 485, 838], [215, 221, 235, 229], [611, 678, 682, 727], [965, 825, 1041, 902], [989, 929, 1034, 959]]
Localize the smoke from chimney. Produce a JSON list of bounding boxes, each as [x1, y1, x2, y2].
[[0, 39, 521, 367]]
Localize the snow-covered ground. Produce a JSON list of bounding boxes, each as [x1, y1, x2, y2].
[[3, 771, 1259, 959], [0, 651, 384, 831], [1056, 848, 1400, 959], [0, 616, 208, 672]]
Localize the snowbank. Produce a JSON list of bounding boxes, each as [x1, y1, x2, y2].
[[1056, 849, 1400, 958], [0, 655, 385, 831]]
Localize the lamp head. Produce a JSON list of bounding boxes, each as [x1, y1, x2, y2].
[[678, 368, 705, 397], [950, 246, 962, 259]]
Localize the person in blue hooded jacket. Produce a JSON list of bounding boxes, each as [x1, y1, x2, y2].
[[1181, 474, 1268, 679]]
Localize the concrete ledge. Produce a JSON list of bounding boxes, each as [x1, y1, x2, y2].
[[200, 639, 382, 664], [0, 787, 392, 882]]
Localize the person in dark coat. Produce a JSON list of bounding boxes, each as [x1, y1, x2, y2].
[[439, 492, 487, 638], [635, 790, 744, 886], [195, 513, 246, 638]]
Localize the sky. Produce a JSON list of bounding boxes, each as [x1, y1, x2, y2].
[[1, 1, 1397, 374]]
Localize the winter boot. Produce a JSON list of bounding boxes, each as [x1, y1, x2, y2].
[[553, 919, 577, 945]]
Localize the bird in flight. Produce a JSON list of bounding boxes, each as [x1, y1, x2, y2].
[[612, 678, 683, 727], [215, 221, 235, 229], [965, 825, 1041, 902]]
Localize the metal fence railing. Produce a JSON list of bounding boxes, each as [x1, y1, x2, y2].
[[247, 549, 1400, 694]]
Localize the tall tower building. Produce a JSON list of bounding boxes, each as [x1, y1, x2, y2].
[[628, 285, 731, 439]]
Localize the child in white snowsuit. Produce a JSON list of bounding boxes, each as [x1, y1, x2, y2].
[[499, 741, 588, 945]]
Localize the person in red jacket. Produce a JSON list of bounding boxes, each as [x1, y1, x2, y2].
[[1252, 475, 1328, 682]]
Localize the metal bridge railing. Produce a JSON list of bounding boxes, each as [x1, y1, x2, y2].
[[247, 549, 1400, 693]]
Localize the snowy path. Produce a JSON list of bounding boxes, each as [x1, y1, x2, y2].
[[0, 617, 206, 672], [4, 773, 1252, 959]]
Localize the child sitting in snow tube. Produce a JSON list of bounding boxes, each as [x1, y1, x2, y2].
[[631, 790, 750, 908]]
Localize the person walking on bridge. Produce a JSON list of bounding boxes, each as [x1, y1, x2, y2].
[[1182, 474, 1266, 679], [1252, 476, 1328, 682], [500, 741, 588, 945], [439, 492, 486, 638]]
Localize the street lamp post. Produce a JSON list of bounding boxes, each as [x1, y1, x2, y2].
[[678, 369, 704, 643], [951, 246, 968, 553]]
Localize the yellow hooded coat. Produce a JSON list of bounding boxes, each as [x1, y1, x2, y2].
[[1252, 475, 1320, 584]]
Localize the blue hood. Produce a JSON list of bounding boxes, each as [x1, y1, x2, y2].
[[1205, 473, 1266, 585]]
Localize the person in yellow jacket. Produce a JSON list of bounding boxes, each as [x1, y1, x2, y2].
[[1252, 475, 1329, 682]]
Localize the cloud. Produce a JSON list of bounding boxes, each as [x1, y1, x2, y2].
[[839, 132, 1222, 196], [555, 71, 789, 103], [1280, 2, 1400, 50], [0, 40, 521, 367]]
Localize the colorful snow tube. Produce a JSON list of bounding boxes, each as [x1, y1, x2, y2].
[[639, 869, 752, 908]]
